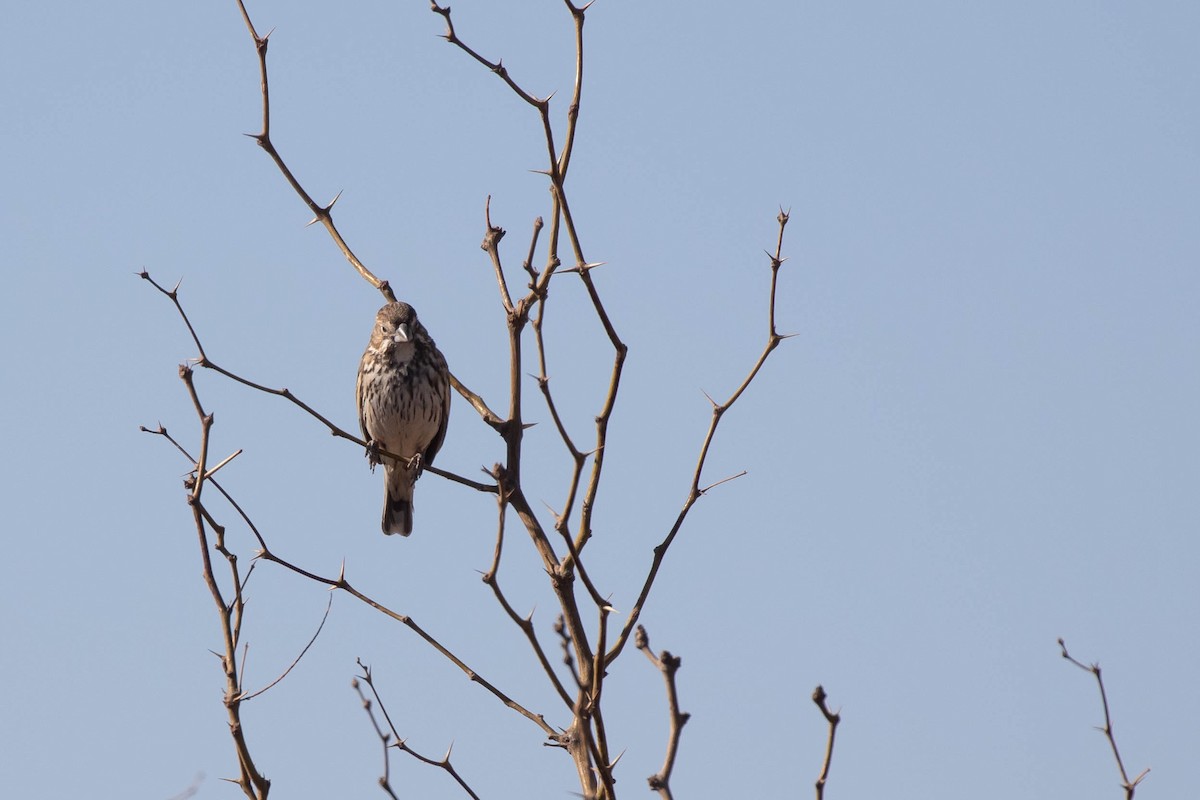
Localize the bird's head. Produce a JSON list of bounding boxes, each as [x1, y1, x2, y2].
[[373, 302, 422, 359]]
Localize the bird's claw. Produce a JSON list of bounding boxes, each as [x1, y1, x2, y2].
[[407, 453, 424, 478], [365, 440, 382, 471]]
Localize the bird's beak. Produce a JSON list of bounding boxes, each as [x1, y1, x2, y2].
[[392, 323, 412, 344]]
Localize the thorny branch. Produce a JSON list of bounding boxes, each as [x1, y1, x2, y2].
[[430, 0, 624, 559], [139, 271, 497, 496], [481, 476, 575, 709], [147, 411, 556, 740], [607, 209, 794, 667], [233, 0, 390, 301], [426, 4, 627, 793], [354, 661, 482, 800], [173, 364, 271, 799], [1059, 639, 1150, 799]]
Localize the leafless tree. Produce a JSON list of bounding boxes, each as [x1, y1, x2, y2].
[[140, 5, 1150, 800], [142, 3, 801, 798]]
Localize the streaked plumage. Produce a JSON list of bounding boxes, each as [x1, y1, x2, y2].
[[356, 301, 450, 535]]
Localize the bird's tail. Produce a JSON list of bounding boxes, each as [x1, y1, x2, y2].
[[382, 465, 415, 536]]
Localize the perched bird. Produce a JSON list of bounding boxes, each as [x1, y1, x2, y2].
[[356, 301, 451, 535]]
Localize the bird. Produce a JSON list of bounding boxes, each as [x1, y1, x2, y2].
[[356, 301, 451, 535]]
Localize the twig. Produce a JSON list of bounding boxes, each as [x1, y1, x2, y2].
[[429, 2, 547, 110], [351, 663, 401, 800], [557, 1, 589, 181], [252, 546, 559, 739], [698, 470, 747, 495], [1059, 639, 1150, 799], [554, 615, 581, 691], [811, 686, 840, 800], [176, 364, 270, 799], [204, 448, 243, 480], [353, 661, 482, 800], [141, 424, 270, 554], [480, 479, 574, 709], [529, 284, 589, 547], [140, 271, 498, 495], [449, 372, 507, 432], [239, 595, 333, 701], [607, 210, 794, 666], [636, 626, 690, 800], [522, 216, 544, 282], [428, 0, 625, 571], [482, 196, 514, 313], [146, 413, 555, 742], [232, 0, 392, 301]]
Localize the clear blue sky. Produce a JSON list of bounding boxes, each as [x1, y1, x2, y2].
[[2, 1, 1197, 797]]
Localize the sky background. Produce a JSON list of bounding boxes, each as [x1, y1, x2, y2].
[[2, 1, 1197, 798]]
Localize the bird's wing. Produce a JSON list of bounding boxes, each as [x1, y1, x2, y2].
[[424, 375, 451, 464]]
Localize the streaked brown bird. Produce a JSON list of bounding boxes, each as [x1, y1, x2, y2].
[[356, 301, 451, 535]]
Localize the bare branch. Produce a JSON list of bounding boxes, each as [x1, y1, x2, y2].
[[256, 547, 559, 739], [522, 216, 544, 282], [139, 271, 209, 361], [204, 448, 244, 481], [636, 626, 690, 800], [450, 372, 507, 432], [429, 2, 548, 110], [354, 661, 482, 800], [233, 0, 393, 300], [552, 515, 609, 610], [528, 286, 589, 541], [482, 195, 514, 314], [142, 424, 270, 554], [174, 364, 270, 799], [239, 595, 333, 702], [1059, 639, 1150, 799], [147, 413, 554, 741], [812, 685, 840, 800], [607, 210, 795, 666], [557, 0, 587, 181], [480, 480, 574, 709], [698, 470, 747, 495], [427, 0, 626, 590]]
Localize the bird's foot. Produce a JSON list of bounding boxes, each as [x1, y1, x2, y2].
[[406, 453, 424, 478], [365, 440, 382, 471]]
